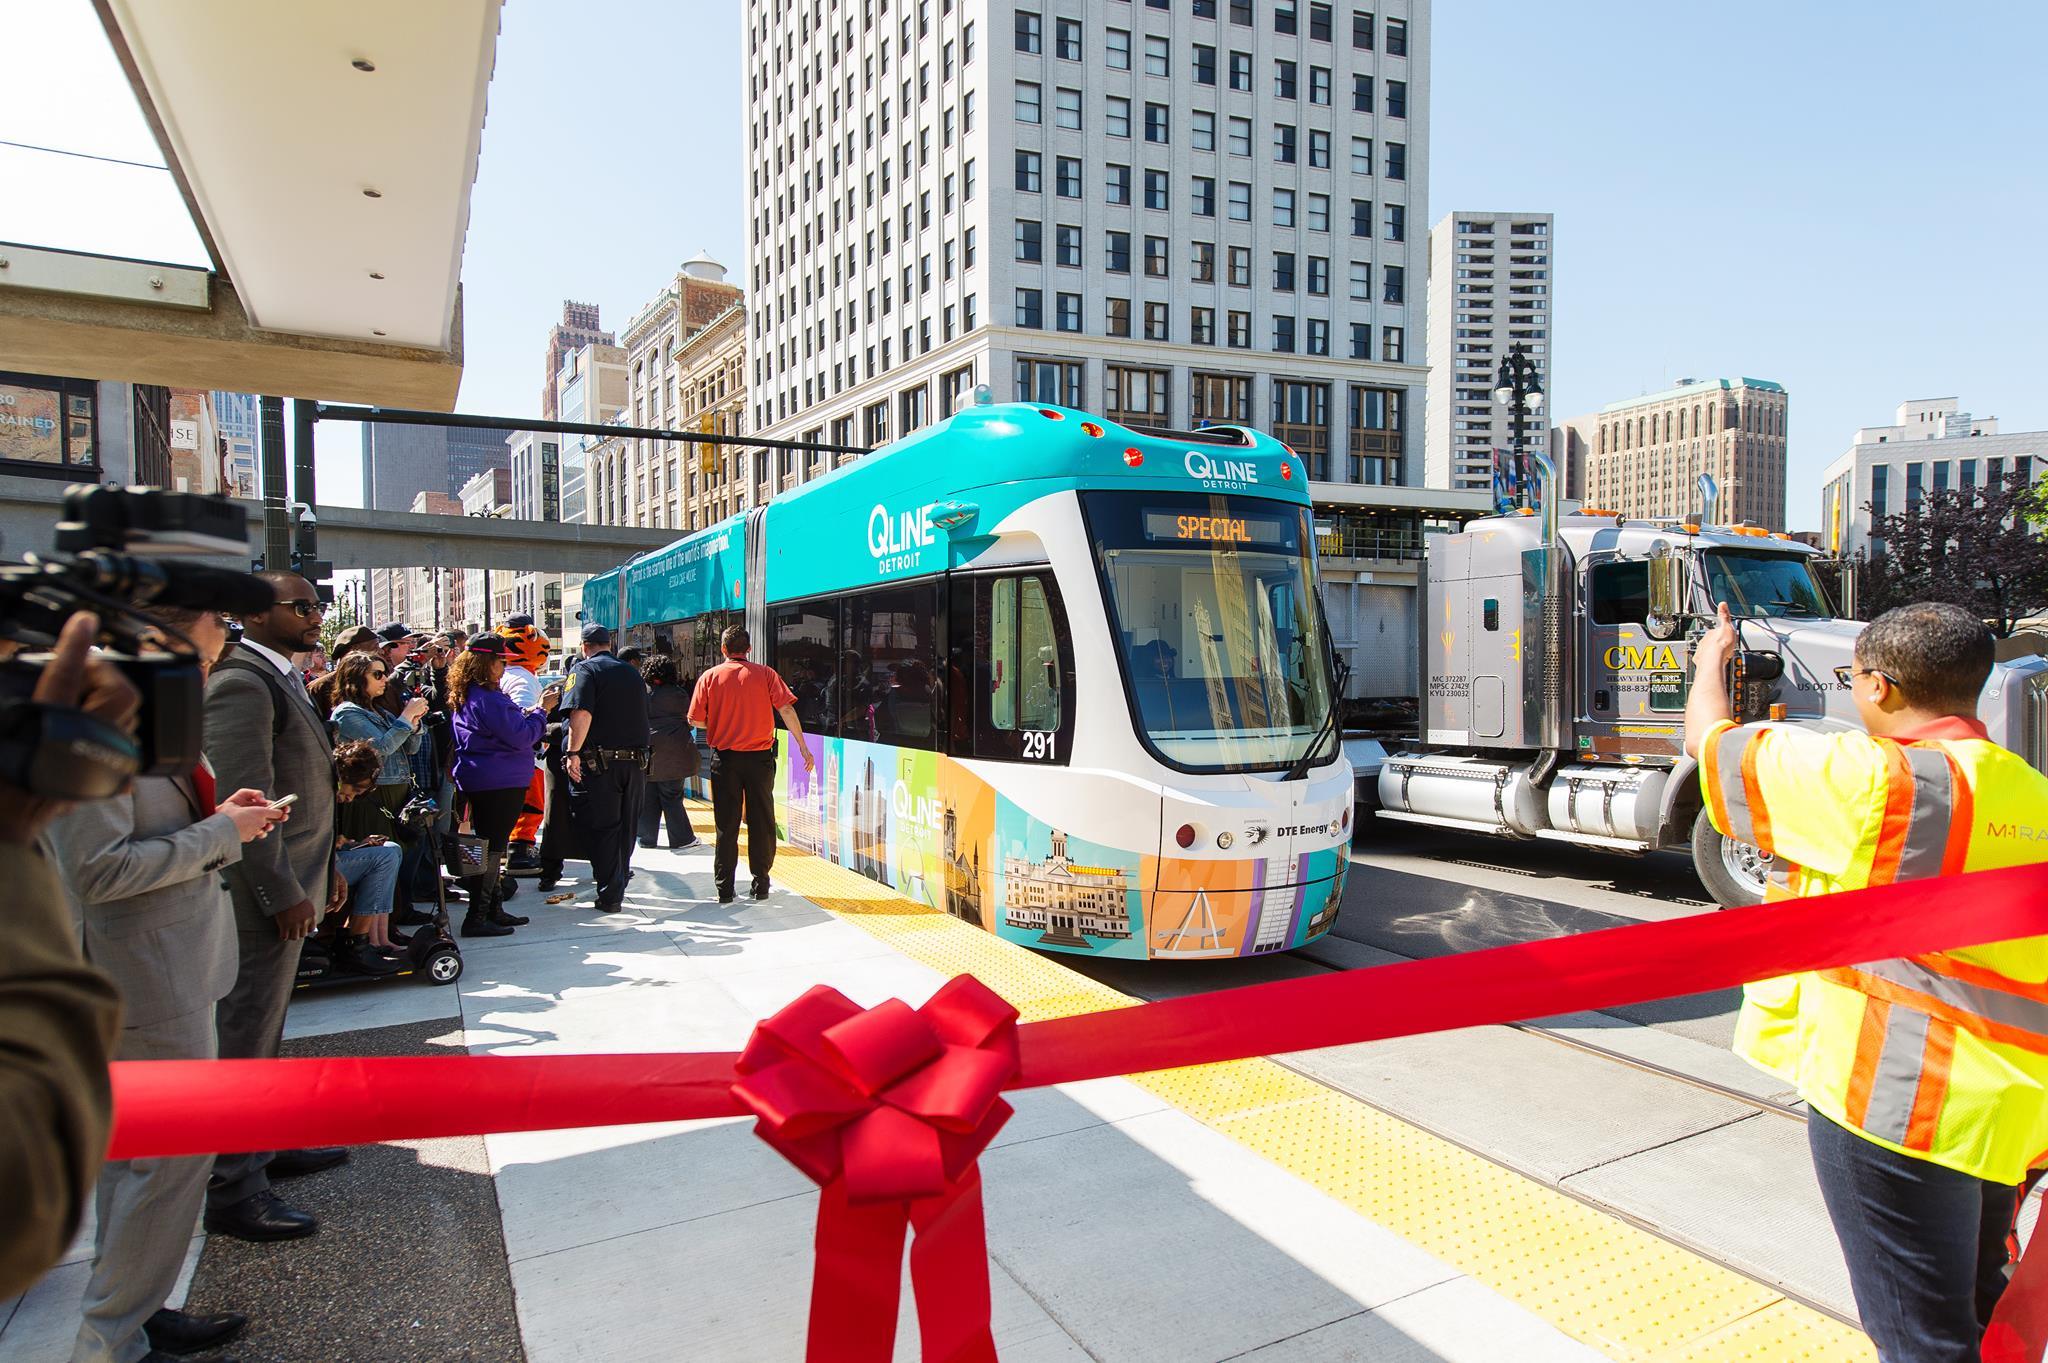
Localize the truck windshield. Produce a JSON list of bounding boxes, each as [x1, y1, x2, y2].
[[1703, 550, 1830, 618], [1082, 490, 1334, 774]]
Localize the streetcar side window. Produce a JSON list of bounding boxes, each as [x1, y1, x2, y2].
[[771, 602, 840, 738], [842, 583, 943, 747], [959, 571, 1073, 763]]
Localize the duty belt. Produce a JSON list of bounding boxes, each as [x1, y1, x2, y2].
[[589, 747, 649, 761]]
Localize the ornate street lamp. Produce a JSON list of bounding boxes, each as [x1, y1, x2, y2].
[[1492, 343, 1546, 511]]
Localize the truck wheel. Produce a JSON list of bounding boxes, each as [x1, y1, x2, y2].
[[1691, 808, 1768, 907]]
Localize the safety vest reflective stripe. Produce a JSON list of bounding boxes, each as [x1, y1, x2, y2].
[[1868, 742, 1954, 884], [1820, 964, 2048, 1056], [1704, 725, 1762, 852]]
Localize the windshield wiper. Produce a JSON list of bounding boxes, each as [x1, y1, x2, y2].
[[1281, 615, 1348, 782], [1768, 599, 1817, 615]]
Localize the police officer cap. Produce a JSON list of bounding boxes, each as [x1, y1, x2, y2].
[[374, 622, 420, 643], [581, 623, 612, 646]]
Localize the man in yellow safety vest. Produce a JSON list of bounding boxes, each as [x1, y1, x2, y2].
[[1687, 599, 2048, 1362]]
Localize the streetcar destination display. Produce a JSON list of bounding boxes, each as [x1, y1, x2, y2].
[[1142, 510, 1290, 547]]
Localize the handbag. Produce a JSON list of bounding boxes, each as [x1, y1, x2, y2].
[[443, 831, 490, 879]]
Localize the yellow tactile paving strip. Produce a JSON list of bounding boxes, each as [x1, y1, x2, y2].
[[707, 809, 1873, 1362]]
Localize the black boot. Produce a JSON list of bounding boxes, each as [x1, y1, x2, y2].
[[461, 909, 513, 937], [489, 904, 529, 927], [459, 876, 512, 937]]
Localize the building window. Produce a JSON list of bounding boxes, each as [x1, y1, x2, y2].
[[1906, 461, 1923, 509], [1275, 59, 1297, 99], [1386, 142, 1406, 180], [1054, 86, 1081, 128], [1055, 223, 1082, 266], [1144, 235, 1170, 277], [1384, 203, 1406, 241], [1308, 129, 1331, 169], [1276, 1, 1299, 33], [1381, 325, 1405, 362], [1015, 288, 1044, 328], [1193, 45, 1217, 84], [1349, 384, 1404, 484], [1056, 292, 1082, 331], [1228, 245, 1251, 285], [1273, 188, 1296, 226], [1351, 199, 1372, 236], [1190, 306, 1217, 344], [1275, 124, 1297, 164], [1273, 316, 1297, 352], [1106, 297, 1132, 337], [1107, 28, 1131, 68], [1272, 380, 1331, 478], [1309, 66, 1331, 104], [1016, 150, 1042, 191], [899, 384, 930, 433], [1015, 357, 1083, 407], [1306, 320, 1329, 357], [1055, 16, 1082, 59], [1307, 256, 1329, 294], [1015, 10, 1041, 53], [1274, 251, 1297, 291], [1349, 322, 1370, 358], [1144, 302, 1169, 340], [1229, 50, 1252, 90], [1107, 95, 1131, 137], [1145, 102, 1170, 142], [1385, 16, 1407, 55], [1352, 73, 1372, 112], [1194, 372, 1251, 424], [865, 399, 891, 446], [1352, 136, 1373, 174], [1145, 35, 1170, 75], [1192, 109, 1216, 150], [1228, 180, 1251, 221], [1382, 264, 1404, 303], [1226, 311, 1251, 347], [1870, 464, 1889, 521], [1387, 79, 1407, 117], [0, 371, 99, 475], [940, 364, 977, 416], [1192, 176, 1216, 216], [1144, 169, 1169, 210], [1016, 81, 1041, 123], [1106, 230, 1132, 272], [1352, 9, 1375, 48], [1106, 163, 1132, 204], [1107, 365, 1170, 428], [1191, 240, 1216, 281], [1057, 156, 1083, 196]]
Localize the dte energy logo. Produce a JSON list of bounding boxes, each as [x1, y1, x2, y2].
[[868, 502, 933, 575], [1183, 450, 1258, 487]]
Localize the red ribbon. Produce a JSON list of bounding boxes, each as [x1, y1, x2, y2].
[[103, 862, 2048, 1360], [731, 977, 1018, 1363]]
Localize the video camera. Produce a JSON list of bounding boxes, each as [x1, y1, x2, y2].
[[0, 485, 276, 800]]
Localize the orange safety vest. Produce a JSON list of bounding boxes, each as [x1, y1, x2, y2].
[[1702, 715, 2048, 1183]]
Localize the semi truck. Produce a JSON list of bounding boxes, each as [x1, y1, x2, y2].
[[1370, 457, 2048, 905]]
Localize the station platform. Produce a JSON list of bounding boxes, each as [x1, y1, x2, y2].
[[2, 816, 1879, 1362]]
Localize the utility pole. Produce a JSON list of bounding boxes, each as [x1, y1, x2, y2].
[[259, 397, 289, 569]]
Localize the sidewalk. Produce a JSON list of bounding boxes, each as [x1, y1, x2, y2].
[[1, 822, 1874, 1361]]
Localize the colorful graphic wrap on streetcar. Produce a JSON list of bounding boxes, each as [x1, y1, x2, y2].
[[584, 402, 1350, 960]]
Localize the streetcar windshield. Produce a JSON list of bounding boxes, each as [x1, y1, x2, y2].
[[1703, 550, 1831, 619], [1083, 490, 1334, 773]]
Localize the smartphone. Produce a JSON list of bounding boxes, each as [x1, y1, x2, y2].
[[269, 793, 299, 812]]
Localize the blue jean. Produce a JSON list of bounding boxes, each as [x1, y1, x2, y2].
[[1807, 1109, 2015, 1362], [336, 841, 402, 919]]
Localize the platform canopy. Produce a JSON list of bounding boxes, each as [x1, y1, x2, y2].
[[0, 0, 501, 408]]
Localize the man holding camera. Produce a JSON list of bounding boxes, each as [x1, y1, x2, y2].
[[50, 605, 291, 1363], [203, 571, 349, 1241]]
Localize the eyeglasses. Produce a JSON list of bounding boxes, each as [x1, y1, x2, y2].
[[278, 599, 326, 618], [369, 668, 388, 679], [1852, 667, 1898, 686]]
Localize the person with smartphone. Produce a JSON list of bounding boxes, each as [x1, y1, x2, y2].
[[47, 604, 291, 1363]]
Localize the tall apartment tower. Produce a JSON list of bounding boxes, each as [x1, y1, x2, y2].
[[742, 0, 1429, 490], [1423, 211, 1552, 491], [1585, 377, 1789, 529], [539, 301, 615, 421]]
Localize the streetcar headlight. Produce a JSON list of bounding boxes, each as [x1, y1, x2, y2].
[[1216, 830, 1234, 850]]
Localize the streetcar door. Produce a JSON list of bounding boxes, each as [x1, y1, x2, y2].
[[949, 570, 1075, 766]]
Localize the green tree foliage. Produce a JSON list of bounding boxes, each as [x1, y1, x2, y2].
[[318, 592, 361, 654], [1861, 472, 2048, 637]]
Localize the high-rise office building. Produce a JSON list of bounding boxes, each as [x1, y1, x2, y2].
[[591, 255, 746, 531], [539, 301, 615, 421], [358, 422, 510, 514], [1584, 377, 1788, 529], [741, 0, 1428, 491], [1818, 397, 2044, 557], [1424, 211, 1552, 491], [211, 391, 260, 498]]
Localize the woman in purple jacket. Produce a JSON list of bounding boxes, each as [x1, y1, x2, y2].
[[448, 636, 560, 936]]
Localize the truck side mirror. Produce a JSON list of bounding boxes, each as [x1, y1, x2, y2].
[[1645, 552, 1691, 641]]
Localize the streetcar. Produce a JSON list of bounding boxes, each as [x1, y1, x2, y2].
[[584, 395, 1352, 960]]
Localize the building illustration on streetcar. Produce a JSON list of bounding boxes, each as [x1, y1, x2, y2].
[[584, 398, 1355, 960]]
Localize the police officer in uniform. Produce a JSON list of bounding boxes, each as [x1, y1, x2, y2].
[[561, 625, 651, 910], [1687, 600, 2048, 1360]]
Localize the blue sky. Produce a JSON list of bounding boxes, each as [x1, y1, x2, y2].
[[8, 0, 2046, 529]]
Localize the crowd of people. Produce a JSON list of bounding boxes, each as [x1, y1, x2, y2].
[[21, 577, 697, 1363]]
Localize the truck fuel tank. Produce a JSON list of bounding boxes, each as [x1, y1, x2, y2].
[[1378, 753, 1545, 838], [1546, 763, 1669, 844]]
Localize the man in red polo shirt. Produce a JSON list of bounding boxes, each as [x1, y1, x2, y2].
[[688, 625, 815, 903]]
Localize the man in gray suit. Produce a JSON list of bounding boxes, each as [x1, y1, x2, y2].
[[203, 571, 351, 1242], [48, 606, 288, 1363]]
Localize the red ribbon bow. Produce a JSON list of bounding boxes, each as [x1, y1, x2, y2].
[[732, 976, 1020, 1363]]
